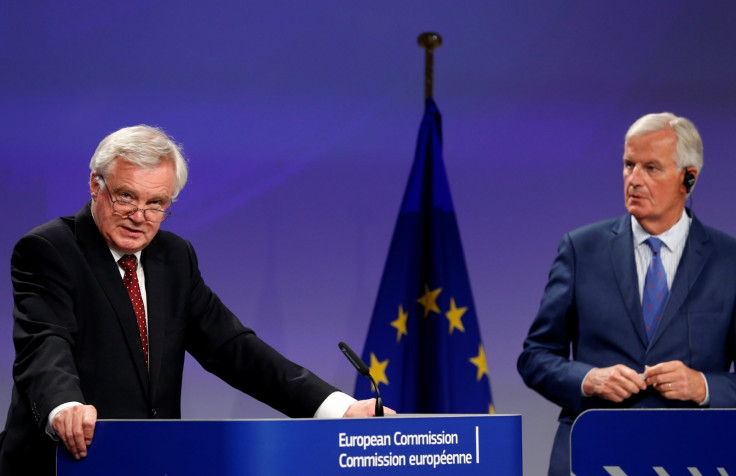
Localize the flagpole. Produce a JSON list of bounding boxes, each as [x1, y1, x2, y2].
[[417, 32, 442, 98]]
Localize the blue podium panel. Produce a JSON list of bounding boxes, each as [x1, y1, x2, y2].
[[57, 415, 521, 475], [571, 409, 736, 475]]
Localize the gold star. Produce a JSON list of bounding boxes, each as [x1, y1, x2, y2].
[[417, 284, 442, 317], [445, 298, 467, 334], [390, 304, 409, 342], [488, 403, 495, 414], [469, 344, 489, 382], [369, 353, 390, 388]]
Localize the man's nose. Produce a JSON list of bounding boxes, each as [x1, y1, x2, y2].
[[128, 208, 146, 223], [627, 165, 644, 184]]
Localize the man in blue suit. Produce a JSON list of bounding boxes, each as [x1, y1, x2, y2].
[[518, 112, 736, 476]]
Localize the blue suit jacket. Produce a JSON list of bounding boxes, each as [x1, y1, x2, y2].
[[518, 211, 736, 419]]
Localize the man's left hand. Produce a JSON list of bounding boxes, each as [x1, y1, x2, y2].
[[644, 360, 707, 404]]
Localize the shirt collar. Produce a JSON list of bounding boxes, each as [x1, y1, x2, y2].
[[110, 248, 143, 267], [631, 209, 690, 251]]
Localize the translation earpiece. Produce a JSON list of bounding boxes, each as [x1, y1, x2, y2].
[[684, 171, 695, 193]]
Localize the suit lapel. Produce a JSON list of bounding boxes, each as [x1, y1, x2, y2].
[[648, 214, 711, 348], [74, 203, 151, 394], [140, 237, 168, 399], [609, 215, 649, 348]]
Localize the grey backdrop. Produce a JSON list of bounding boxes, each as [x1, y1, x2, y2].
[[2, 2, 736, 474]]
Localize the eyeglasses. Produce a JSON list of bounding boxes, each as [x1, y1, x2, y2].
[[101, 177, 172, 223]]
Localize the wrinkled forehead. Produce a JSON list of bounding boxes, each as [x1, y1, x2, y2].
[[105, 159, 177, 196]]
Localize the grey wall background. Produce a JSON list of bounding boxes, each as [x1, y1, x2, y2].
[[2, 2, 736, 473]]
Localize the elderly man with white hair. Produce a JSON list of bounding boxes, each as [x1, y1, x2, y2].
[[518, 112, 736, 476]]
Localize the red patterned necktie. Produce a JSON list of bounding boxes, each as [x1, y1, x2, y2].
[[118, 255, 149, 368]]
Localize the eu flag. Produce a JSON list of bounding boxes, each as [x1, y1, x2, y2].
[[355, 97, 493, 413]]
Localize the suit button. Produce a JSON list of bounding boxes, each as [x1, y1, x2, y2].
[[150, 408, 159, 418]]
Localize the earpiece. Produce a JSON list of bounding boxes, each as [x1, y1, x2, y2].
[[684, 171, 695, 193]]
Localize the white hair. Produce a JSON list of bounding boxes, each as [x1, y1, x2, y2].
[[625, 112, 703, 173], [89, 125, 189, 199]]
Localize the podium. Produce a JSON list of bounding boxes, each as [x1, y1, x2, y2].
[[571, 409, 736, 475], [57, 414, 521, 475]]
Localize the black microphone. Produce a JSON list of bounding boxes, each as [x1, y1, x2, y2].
[[338, 342, 384, 417]]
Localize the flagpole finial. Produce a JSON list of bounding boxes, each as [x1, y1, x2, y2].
[[417, 32, 442, 99]]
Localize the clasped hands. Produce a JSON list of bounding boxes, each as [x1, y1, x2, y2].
[[582, 360, 706, 404]]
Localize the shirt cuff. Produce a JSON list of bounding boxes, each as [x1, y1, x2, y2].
[[46, 401, 84, 440], [581, 368, 595, 397], [698, 372, 710, 406], [313, 392, 356, 419]]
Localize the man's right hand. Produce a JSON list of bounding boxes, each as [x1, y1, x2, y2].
[[52, 404, 97, 460], [582, 365, 647, 402]]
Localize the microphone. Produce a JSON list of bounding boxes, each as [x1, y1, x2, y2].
[[338, 342, 384, 416]]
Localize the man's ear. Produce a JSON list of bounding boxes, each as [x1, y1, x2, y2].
[[90, 173, 101, 200]]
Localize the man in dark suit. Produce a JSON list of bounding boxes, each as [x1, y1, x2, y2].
[[517, 112, 736, 476], [0, 125, 391, 475]]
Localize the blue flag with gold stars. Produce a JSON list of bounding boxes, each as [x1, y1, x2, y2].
[[355, 97, 493, 413]]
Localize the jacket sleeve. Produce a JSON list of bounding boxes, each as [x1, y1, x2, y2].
[[11, 232, 86, 430], [517, 233, 594, 415]]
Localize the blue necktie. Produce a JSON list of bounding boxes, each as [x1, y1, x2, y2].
[[642, 238, 668, 341]]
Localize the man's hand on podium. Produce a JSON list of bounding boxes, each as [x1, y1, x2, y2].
[[52, 404, 98, 460], [343, 398, 396, 417]]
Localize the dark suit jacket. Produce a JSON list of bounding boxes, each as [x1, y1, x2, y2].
[[517, 211, 736, 474], [0, 204, 338, 475]]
